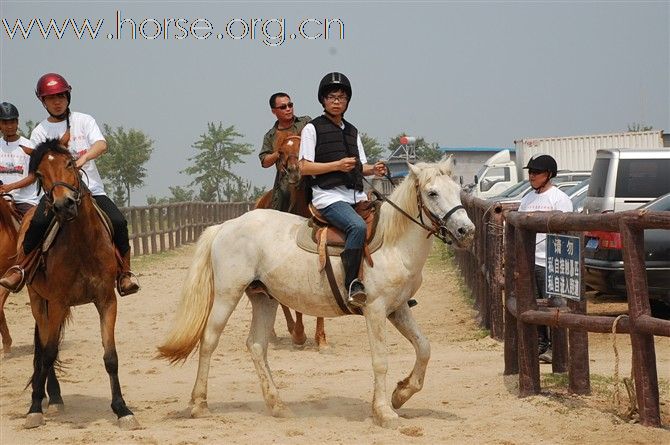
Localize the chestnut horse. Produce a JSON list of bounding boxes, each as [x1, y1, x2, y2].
[[0, 194, 21, 353], [252, 132, 328, 350], [20, 139, 139, 430], [158, 158, 475, 427]]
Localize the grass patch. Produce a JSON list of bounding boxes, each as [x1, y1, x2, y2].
[[541, 372, 670, 422]]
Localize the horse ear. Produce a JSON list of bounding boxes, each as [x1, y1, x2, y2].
[[407, 162, 421, 177], [20, 145, 34, 156], [438, 155, 455, 176]]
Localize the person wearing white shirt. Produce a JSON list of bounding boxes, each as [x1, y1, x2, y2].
[[0, 74, 139, 296], [299, 73, 386, 309], [518, 154, 573, 363]]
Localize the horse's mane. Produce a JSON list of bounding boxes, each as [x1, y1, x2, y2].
[[29, 138, 71, 173], [377, 160, 453, 245]]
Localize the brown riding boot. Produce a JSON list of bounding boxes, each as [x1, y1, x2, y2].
[[117, 251, 140, 296], [0, 248, 40, 293]]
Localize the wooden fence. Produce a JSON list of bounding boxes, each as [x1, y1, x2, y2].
[[120, 201, 253, 256], [453, 193, 670, 428]]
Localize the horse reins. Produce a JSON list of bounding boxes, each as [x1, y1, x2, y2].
[[362, 175, 464, 244]]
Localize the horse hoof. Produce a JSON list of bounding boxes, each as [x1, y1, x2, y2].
[[118, 415, 141, 430], [271, 403, 294, 418], [47, 403, 65, 415], [2, 343, 11, 354], [373, 407, 399, 429], [190, 403, 211, 418], [292, 333, 307, 346], [24, 413, 45, 429]]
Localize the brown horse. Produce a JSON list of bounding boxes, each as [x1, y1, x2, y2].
[[0, 194, 21, 353], [252, 132, 328, 350], [20, 138, 139, 430]]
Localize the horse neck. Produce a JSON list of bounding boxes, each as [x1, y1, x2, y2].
[[0, 199, 19, 238], [378, 181, 435, 271], [61, 194, 110, 250], [288, 181, 311, 218]]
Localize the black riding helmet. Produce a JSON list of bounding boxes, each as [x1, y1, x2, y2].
[[0, 102, 19, 121], [318, 72, 352, 105], [524, 154, 558, 178]]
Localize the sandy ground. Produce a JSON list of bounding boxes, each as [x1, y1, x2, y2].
[[1, 244, 669, 445]]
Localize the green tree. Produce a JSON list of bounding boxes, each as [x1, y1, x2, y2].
[[627, 122, 653, 132], [360, 132, 384, 162], [98, 124, 154, 206], [146, 185, 195, 205], [182, 122, 253, 202], [386, 133, 443, 162]]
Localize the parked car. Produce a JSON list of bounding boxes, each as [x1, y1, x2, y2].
[[489, 171, 591, 202], [584, 192, 670, 308], [564, 178, 590, 213], [583, 148, 670, 214]]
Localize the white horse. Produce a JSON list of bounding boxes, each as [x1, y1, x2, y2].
[[157, 158, 475, 428]]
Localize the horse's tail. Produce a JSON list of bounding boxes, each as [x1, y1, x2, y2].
[[156, 224, 222, 364]]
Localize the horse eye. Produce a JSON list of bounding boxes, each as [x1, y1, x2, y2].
[[428, 191, 438, 198]]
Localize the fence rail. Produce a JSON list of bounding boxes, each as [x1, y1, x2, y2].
[[120, 201, 253, 256], [454, 192, 670, 428]]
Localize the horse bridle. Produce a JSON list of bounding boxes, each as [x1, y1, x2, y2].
[[277, 135, 301, 182], [39, 157, 84, 216], [364, 176, 464, 244]]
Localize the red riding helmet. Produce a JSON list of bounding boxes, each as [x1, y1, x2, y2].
[[35, 73, 72, 100]]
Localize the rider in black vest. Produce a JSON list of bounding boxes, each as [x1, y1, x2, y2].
[[298, 73, 387, 309]]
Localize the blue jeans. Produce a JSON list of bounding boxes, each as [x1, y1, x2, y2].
[[319, 201, 366, 250]]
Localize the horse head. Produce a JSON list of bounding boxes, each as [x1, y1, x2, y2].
[[30, 138, 82, 222], [274, 133, 302, 186], [408, 156, 475, 248]]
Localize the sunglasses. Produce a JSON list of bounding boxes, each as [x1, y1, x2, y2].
[[273, 102, 294, 110]]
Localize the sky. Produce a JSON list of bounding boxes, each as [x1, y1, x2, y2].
[[1, 1, 668, 204]]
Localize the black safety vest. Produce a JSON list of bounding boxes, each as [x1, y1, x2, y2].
[[311, 115, 363, 191]]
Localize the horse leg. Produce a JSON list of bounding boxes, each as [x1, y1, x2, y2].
[[45, 366, 64, 413], [25, 301, 67, 429], [387, 304, 430, 409], [96, 297, 139, 430], [291, 310, 306, 346], [0, 288, 11, 353], [279, 303, 295, 338], [190, 297, 238, 417], [364, 302, 399, 428], [246, 293, 292, 417], [315, 317, 328, 351]]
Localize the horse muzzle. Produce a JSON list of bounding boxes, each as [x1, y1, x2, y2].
[[53, 195, 79, 221], [440, 218, 475, 248]]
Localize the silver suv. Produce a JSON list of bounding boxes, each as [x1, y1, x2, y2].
[[583, 148, 670, 214]]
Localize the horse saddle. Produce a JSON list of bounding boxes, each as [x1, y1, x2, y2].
[[26, 199, 116, 285], [296, 200, 383, 272]]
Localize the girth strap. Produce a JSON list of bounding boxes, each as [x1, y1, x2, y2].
[[323, 253, 362, 316]]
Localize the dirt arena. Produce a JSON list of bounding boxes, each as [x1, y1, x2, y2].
[[1, 244, 668, 444]]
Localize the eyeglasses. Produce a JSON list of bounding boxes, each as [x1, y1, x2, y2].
[[273, 102, 293, 110], [325, 94, 348, 103]]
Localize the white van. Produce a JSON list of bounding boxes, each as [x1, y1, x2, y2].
[[583, 148, 670, 214]]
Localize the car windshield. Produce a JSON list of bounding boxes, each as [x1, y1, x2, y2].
[[644, 192, 670, 211], [563, 179, 590, 197], [495, 180, 530, 198]]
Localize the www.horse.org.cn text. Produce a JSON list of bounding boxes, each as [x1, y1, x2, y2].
[[2, 11, 345, 47]]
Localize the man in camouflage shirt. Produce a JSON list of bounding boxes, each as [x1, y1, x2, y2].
[[259, 92, 311, 210]]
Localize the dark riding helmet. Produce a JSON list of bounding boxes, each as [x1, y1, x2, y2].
[[318, 72, 352, 105], [0, 102, 19, 120], [35, 73, 72, 102], [524, 154, 558, 178]]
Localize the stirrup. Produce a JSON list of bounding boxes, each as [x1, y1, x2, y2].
[[0, 265, 26, 293], [346, 279, 367, 309], [117, 271, 140, 296]]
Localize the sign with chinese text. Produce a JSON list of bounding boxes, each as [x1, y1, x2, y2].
[[545, 234, 581, 301]]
